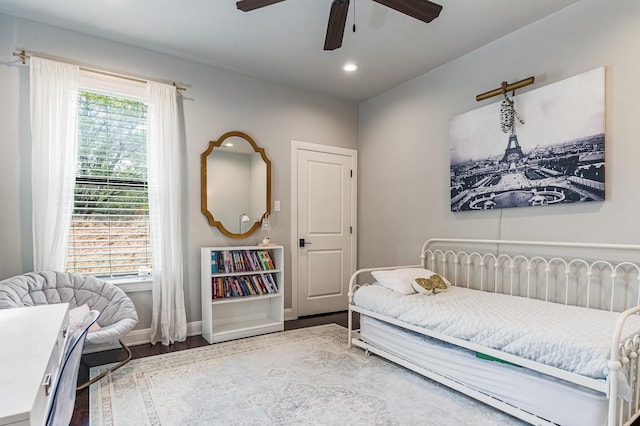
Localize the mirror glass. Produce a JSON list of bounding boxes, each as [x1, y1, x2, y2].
[[201, 131, 271, 239]]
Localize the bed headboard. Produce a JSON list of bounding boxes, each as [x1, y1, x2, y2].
[[421, 238, 640, 313]]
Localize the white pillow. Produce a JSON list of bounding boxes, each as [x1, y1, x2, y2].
[[68, 304, 101, 333], [371, 268, 449, 295]]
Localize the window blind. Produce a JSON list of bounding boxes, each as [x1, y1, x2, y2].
[[66, 91, 151, 277]]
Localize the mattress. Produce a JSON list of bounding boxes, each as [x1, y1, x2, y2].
[[352, 283, 640, 398], [359, 315, 609, 426]]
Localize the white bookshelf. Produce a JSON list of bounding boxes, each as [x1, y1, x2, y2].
[[201, 246, 284, 343]]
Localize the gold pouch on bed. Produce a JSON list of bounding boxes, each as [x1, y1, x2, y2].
[[413, 275, 448, 295]]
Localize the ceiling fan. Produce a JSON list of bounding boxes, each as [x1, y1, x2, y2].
[[236, 0, 443, 51]]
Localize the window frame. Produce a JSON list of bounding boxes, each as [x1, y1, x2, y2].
[[67, 71, 153, 290]]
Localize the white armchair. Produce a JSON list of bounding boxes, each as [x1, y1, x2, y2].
[[0, 271, 138, 389]]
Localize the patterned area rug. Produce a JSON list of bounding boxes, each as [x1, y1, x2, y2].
[[90, 324, 523, 425]]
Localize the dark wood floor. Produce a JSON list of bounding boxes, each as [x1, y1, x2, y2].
[[70, 311, 355, 426], [71, 311, 640, 426]]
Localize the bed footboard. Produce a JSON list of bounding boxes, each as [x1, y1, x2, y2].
[[347, 264, 420, 347], [609, 306, 640, 425]]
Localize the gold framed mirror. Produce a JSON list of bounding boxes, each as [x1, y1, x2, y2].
[[201, 131, 271, 239]]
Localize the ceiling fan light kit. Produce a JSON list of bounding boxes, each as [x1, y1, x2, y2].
[[236, 0, 443, 51]]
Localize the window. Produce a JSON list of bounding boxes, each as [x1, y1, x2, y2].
[[66, 89, 151, 278]]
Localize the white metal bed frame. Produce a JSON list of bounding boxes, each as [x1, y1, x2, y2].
[[348, 238, 640, 426]]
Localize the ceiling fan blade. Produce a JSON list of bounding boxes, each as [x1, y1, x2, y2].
[[324, 0, 350, 51], [236, 0, 286, 12], [372, 0, 442, 23]]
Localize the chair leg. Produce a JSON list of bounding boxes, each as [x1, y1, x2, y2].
[[77, 340, 133, 391]]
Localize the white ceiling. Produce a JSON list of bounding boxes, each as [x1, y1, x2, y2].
[[0, 0, 579, 102]]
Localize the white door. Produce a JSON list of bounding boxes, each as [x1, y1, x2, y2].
[[291, 141, 357, 317]]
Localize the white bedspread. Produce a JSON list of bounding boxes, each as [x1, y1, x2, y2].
[[353, 284, 640, 395]]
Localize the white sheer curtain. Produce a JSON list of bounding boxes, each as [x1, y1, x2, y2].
[[30, 57, 79, 271], [146, 81, 187, 345]]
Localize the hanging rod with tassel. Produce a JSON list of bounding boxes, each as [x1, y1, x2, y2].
[[12, 49, 187, 92], [476, 76, 535, 102]]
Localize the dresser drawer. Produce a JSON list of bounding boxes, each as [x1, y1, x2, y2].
[[0, 304, 69, 426], [32, 313, 69, 425]]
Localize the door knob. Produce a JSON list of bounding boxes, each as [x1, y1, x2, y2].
[[299, 238, 312, 248]]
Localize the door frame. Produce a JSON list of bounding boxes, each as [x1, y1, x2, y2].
[[290, 140, 358, 320]]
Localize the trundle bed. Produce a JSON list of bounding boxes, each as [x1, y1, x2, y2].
[[348, 239, 640, 426]]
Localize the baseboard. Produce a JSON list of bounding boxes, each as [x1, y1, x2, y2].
[[83, 314, 300, 353], [83, 321, 204, 353], [284, 307, 296, 321]]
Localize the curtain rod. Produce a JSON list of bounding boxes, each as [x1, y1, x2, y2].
[[12, 49, 186, 92], [475, 76, 535, 102]]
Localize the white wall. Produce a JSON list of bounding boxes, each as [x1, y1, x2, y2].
[[0, 14, 358, 329], [358, 0, 640, 269]]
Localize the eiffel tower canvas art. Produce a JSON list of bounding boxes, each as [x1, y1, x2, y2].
[[500, 127, 524, 163], [449, 67, 605, 212]]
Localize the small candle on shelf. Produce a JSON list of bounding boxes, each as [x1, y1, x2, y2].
[[259, 214, 273, 246]]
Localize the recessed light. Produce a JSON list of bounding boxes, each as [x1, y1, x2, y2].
[[343, 63, 358, 72]]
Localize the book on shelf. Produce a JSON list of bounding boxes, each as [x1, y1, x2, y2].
[[211, 276, 223, 299], [222, 250, 232, 273], [239, 276, 249, 294], [248, 276, 260, 295], [232, 251, 240, 271], [243, 250, 257, 271], [207, 247, 280, 300], [257, 250, 275, 270], [252, 275, 266, 294], [210, 272, 279, 300], [258, 250, 268, 269], [210, 249, 277, 274], [211, 251, 218, 273], [262, 273, 278, 293]]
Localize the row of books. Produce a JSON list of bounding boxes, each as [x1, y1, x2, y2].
[[211, 250, 275, 274], [211, 274, 278, 299]]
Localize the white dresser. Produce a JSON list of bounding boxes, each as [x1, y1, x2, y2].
[[0, 304, 69, 426]]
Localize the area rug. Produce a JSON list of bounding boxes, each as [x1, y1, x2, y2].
[[90, 324, 524, 425]]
